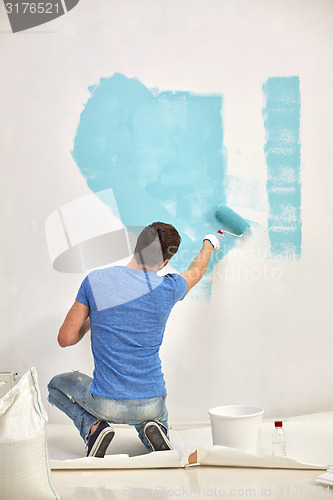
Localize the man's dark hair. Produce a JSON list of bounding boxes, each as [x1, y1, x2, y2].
[[134, 222, 181, 267]]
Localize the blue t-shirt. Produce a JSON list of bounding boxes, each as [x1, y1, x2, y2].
[[76, 266, 188, 399]]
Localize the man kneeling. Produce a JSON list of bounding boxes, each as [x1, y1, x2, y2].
[[48, 222, 222, 457]]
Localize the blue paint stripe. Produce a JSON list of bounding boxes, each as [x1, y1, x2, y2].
[[263, 76, 302, 259]]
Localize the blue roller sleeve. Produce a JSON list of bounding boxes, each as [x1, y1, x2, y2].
[[215, 204, 250, 236], [203, 231, 224, 251]]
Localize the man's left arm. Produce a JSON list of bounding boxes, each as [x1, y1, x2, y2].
[[58, 301, 90, 348]]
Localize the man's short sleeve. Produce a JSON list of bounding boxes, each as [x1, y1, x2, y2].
[[75, 276, 90, 307], [167, 273, 188, 304]]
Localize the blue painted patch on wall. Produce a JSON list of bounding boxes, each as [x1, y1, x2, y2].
[[72, 73, 236, 290]]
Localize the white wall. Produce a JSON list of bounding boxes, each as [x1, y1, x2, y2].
[[1, 0, 333, 425]]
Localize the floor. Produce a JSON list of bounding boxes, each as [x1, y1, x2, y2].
[[51, 466, 329, 500], [48, 416, 333, 499]]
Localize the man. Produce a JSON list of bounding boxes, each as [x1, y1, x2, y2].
[[48, 222, 223, 457]]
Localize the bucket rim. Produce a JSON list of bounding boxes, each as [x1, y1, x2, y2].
[[208, 404, 264, 418]]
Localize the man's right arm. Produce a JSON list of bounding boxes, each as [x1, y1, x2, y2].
[[180, 240, 215, 294], [58, 301, 90, 347]]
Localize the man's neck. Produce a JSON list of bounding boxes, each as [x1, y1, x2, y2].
[[126, 256, 157, 273]]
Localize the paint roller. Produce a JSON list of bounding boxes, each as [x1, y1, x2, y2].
[[215, 204, 250, 238]]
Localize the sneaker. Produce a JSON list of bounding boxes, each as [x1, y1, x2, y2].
[[144, 421, 173, 451], [87, 421, 115, 458]]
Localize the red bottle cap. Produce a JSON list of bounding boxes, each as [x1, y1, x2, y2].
[[275, 421, 283, 427]]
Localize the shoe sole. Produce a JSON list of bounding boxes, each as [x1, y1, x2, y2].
[[88, 428, 115, 458], [144, 422, 173, 451]]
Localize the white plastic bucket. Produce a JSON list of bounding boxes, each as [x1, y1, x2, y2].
[[209, 405, 264, 454]]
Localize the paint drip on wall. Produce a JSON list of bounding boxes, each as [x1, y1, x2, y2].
[[262, 76, 302, 259], [72, 73, 235, 294]]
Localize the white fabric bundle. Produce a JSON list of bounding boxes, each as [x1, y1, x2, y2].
[[0, 367, 60, 500]]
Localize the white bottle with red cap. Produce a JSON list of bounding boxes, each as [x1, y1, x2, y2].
[[272, 421, 287, 456]]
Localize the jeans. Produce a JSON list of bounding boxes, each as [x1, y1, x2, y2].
[[47, 371, 169, 452]]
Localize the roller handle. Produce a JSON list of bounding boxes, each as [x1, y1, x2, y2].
[[218, 228, 243, 238]]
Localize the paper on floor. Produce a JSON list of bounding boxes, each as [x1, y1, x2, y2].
[[184, 446, 328, 470], [51, 450, 183, 470], [316, 467, 333, 486]]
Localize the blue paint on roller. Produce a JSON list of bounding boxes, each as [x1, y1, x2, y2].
[[262, 76, 302, 259], [72, 73, 236, 295], [216, 204, 250, 236]]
